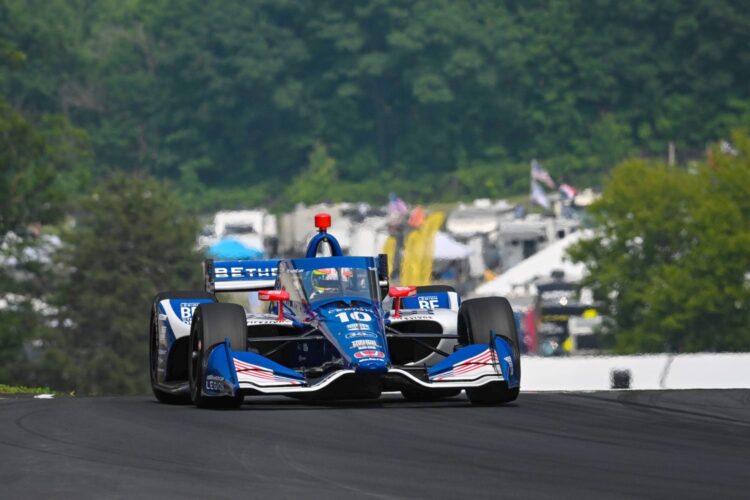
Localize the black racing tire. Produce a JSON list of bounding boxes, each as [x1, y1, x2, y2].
[[188, 303, 247, 409], [457, 297, 521, 405], [150, 291, 214, 404], [468, 383, 520, 405], [401, 387, 461, 402]]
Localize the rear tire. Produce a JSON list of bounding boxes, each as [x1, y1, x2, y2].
[[458, 297, 521, 405], [188, 303, 247, 409], [150, 291, 214, 404]]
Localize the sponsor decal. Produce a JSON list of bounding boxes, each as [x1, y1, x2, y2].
[[403, 293, 451, 310], [329, 307, 374, 315], [215, 266, 278, 279], [178, 302, 201, 324], [392, 314, 435, 322], [346, 323, 371, 332], [247, 318, 290, 325], [417, 296, 440, 309], [350, 339, 380, 349], [353, 350, 384, 359], [504, 355, 514, 377], [205, 374, 226, 392], [345, 332, 378, 339]]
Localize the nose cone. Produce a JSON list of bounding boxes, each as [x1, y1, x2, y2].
[[355, 359, 388, 374]]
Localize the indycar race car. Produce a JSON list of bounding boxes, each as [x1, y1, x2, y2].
[[149, 214, 521, 408]]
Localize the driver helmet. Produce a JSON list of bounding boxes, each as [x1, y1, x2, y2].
[[312, 268, 338, 295]]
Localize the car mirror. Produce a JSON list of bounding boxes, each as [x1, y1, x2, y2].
[[258, 290, 290, 302], [258, 289, 290, 322], [388, 286, 416, 318], [388, 286, 417, 299]]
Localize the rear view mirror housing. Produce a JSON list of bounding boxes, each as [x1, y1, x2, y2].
[[389, 286, 417, 318], [258, 289, 290, 321]]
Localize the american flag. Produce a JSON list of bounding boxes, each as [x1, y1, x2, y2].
[[433, 348, 499, 381], [388, 193, 408, 217], [530, 179, 550, 209], [559, 183, 577, 200], [234, 358, 303, 386], [531, 159, 556, 189]]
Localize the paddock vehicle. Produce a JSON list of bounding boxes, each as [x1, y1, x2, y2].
[[149, 214, 520, 408]]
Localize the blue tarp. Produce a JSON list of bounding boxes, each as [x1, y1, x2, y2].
[[207, 239, 264, 259]]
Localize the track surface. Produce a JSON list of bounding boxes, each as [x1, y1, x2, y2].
[[0, 390, 748, 499]]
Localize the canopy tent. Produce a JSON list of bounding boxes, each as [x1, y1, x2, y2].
[[207, 238, 264, 259], [473, 230, 590, 297], [433, 231, 473, 260]]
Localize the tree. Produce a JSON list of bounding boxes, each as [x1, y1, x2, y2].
[[45, 173, 201, 394], [0, 97, 90, 384], [569, 130, 750, 353], [284, 142, 339, 205], [2, 1, 750, 204]]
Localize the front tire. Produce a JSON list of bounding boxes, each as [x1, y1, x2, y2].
[[188, 303, 247, 409], [458, 297, 521, 405]]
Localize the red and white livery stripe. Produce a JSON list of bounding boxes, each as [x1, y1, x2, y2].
[[233, 358, 303, 386], [431, 348, 500, 382]]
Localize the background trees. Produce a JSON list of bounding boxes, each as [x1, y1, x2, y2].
[[0, 0, 747, 207], [44, 174, 201, 394], [569, 130, 750, 353], [0, 97, 89, 384]]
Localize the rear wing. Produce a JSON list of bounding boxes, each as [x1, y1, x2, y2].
[[204, 259, 279, 293]]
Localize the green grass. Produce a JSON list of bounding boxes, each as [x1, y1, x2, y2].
[[0, 384, 57, 395]]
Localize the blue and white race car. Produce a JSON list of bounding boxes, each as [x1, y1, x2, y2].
[[149, 214, 520, 408]]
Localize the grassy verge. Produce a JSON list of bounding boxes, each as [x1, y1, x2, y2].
[[0, 384, 57, 395]]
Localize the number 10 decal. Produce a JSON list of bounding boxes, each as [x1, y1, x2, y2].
[[335, 311, 372, 323]]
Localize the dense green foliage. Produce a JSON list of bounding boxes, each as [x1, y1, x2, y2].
[[1, 0, 749, 207], [0, 84, 88, 383], [0, 383, 56, 395], [40, 174, 201, 394], [569, 130, 750, 353], [0, 2, 192, 392]]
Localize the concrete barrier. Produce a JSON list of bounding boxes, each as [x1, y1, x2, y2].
[[522, 352, 750, 391]]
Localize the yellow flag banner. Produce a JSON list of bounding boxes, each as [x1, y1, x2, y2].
[[399, 211, 444, 286], [382, 235, 397, 279]]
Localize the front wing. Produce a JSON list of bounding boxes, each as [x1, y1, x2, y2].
[[199, 335, 519, 398]]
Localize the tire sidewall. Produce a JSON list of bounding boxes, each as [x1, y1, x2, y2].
[[458, 296, 521, 404], [188, 303, 246, 408], [188, 310, 204, 405], [459, 297, 518, 354], [149, 308, 158, 387]]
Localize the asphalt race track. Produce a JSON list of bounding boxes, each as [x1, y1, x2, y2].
[[0, 390, 748, 499]]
